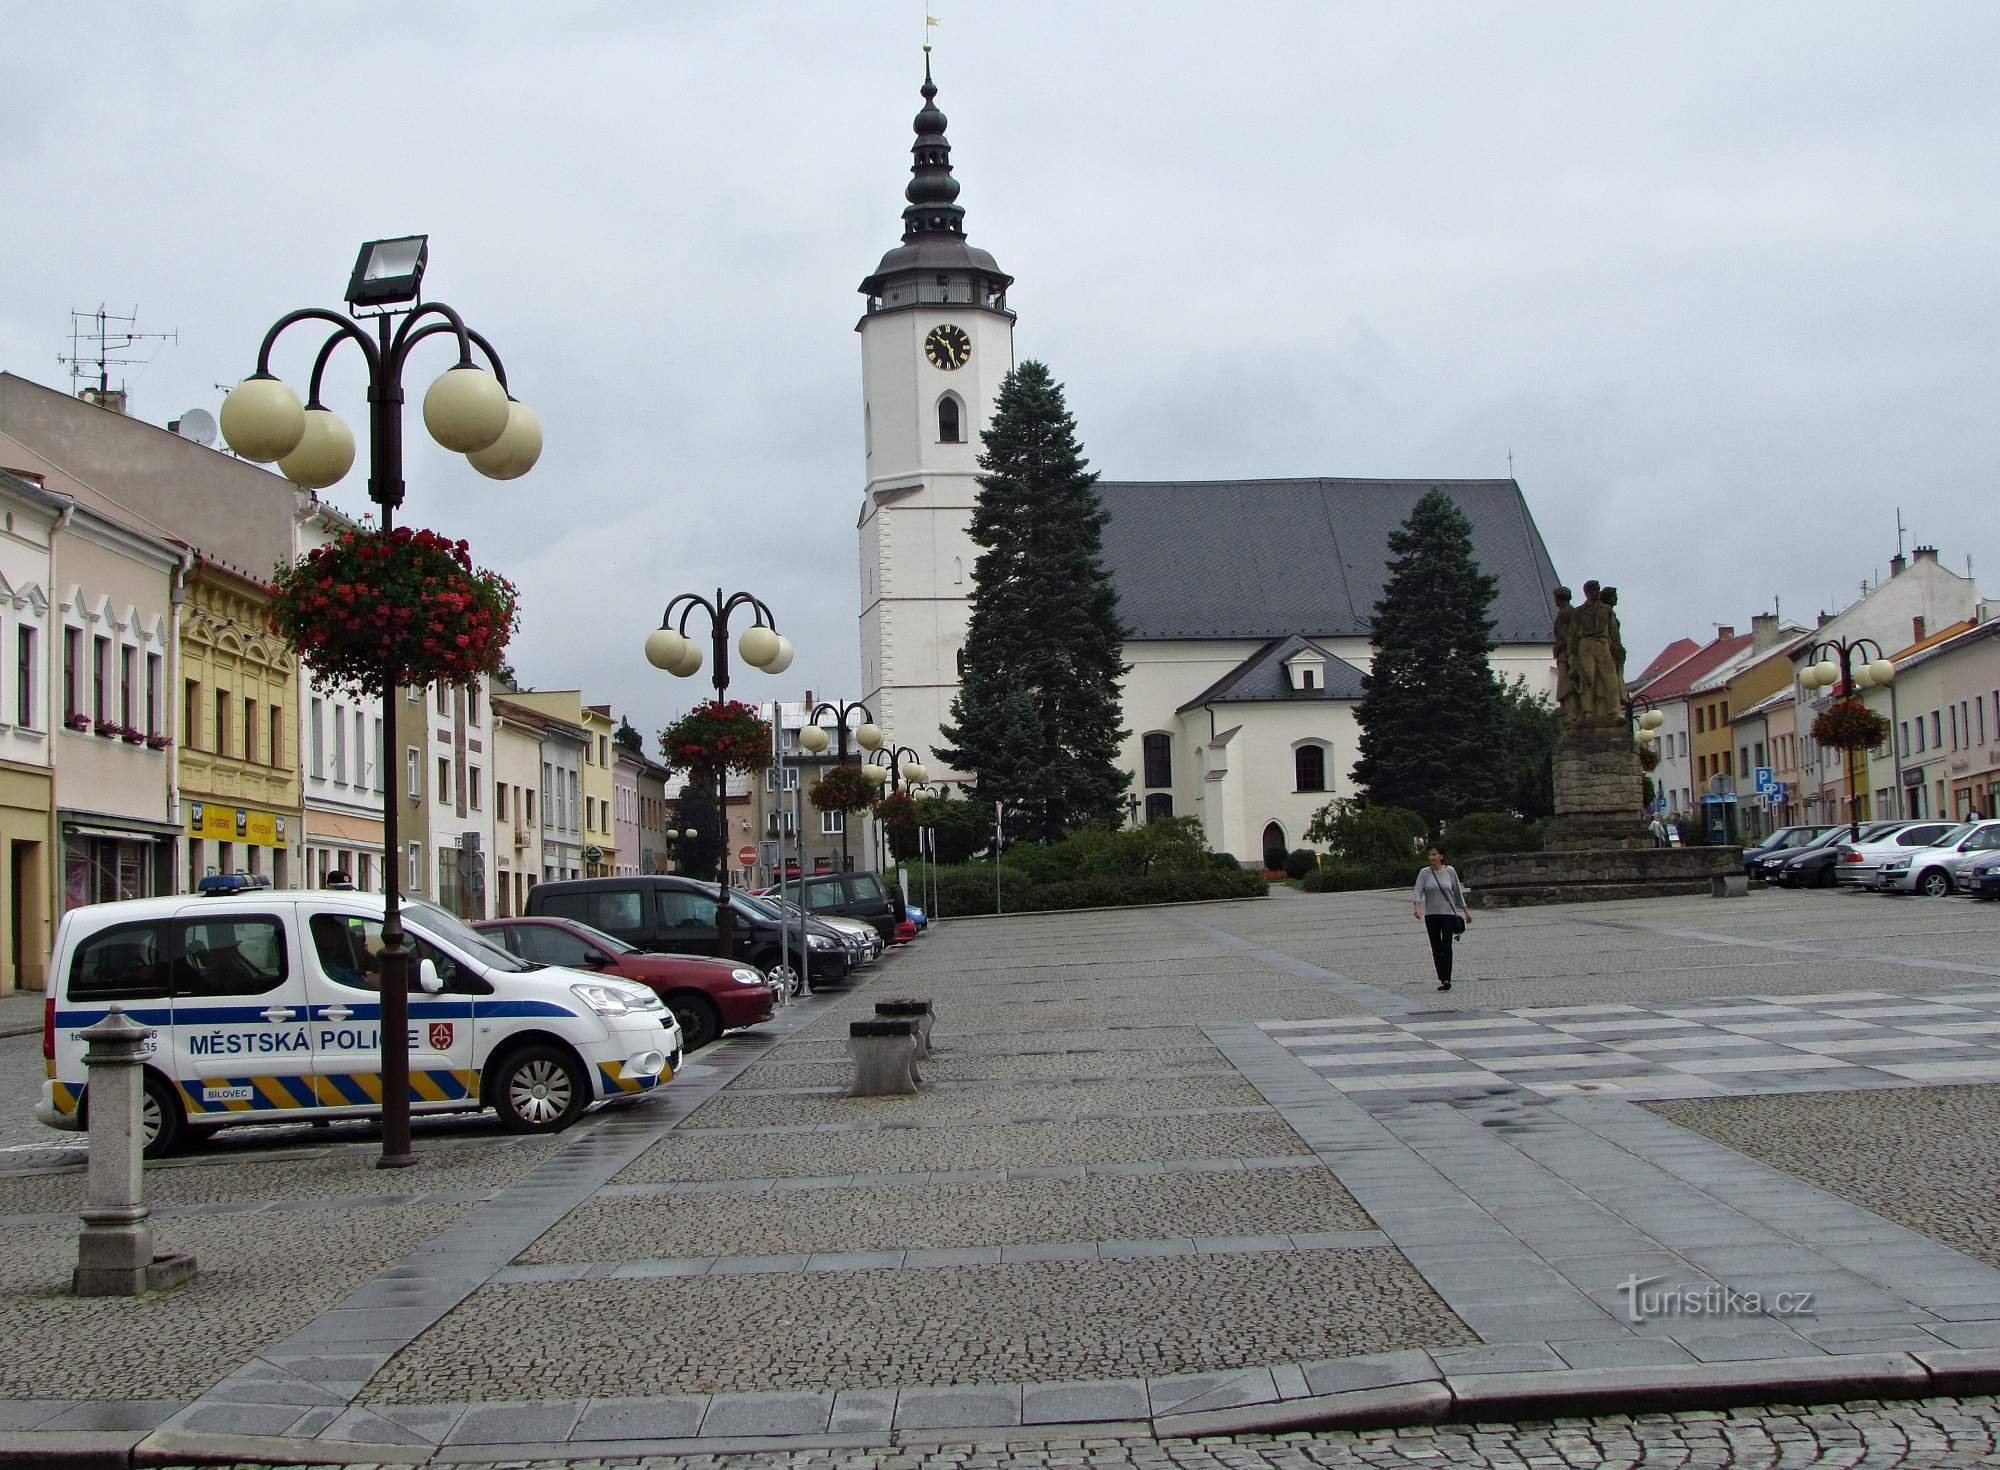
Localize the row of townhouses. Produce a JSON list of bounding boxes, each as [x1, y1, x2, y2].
[[1635, 545, 1999, 842], [0, 372, 699, 995]]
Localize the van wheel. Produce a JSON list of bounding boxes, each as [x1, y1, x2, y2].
[[1919, 869, 1953, 898], [493, 1046, 587, 1133], [668, 993, 721, 1051], [142, 1073, 185, 1159]]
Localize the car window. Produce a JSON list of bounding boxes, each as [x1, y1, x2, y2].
[[1931, 823, 1974, 849], [1963, 826, 2000, 852], [1898, 826, 1945, 846], [562, 920, 637, 954], [657, 890, 718, 929], [846, 874, 887, 904], [536, 891, 593, 924], [69, 922, 171, 1001], [177, 915, 288, 998], [592, 890, 645, 935], [520, 925, 594, 967]]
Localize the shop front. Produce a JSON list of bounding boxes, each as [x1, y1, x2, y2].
[[60, 812, 178, 913], [184, 799, 299, 890]]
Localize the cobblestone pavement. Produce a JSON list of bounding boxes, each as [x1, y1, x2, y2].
[[9, 887, 2000, 1463], [368, 1396, 2000, 1468], [1647, 1085, 2000, 1270]]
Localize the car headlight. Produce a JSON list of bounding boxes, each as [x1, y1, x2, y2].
[[731, 967, 767, 986], [572, 983, 639, 1016], [1883, 859, 1911, 872], [808, 934, 835, 950]]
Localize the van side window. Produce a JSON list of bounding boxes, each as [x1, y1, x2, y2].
[[657, 891, 717, 929], [537, 892, 593, 924], [592, 890, 644, 935], [311, 914, 380, 991], [805, 884, 842, 911], [178, 916, 288, 997], [70, 923, 171, 1000]]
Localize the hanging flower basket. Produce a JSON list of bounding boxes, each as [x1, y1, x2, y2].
[[1811, 697, 1890, 752], [875, 789, 919, 828], [809, 764, 877, 815], [268, 525, 518, 698], [1637, 744, 1660, 771], [659, 699, 772, 776]]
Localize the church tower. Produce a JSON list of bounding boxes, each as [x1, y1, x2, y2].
[[856, 55, 1015, 778]]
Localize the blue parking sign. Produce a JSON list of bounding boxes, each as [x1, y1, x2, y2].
[[1754, 766, 1775, 795]]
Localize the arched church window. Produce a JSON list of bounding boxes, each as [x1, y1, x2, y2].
[[1142, 733, 1172, 789], [1295, 743, 1327, 793], [938, 394, 962, 444], [954, 647, 966, 676], [953, 556, 964, 586], [1145, 793, 1174, 823]]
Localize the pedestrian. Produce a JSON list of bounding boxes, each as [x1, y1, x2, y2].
[[324, 869, 356, 890], [1411, 843, 1470, 992], [1648, 814, 1668, 847]]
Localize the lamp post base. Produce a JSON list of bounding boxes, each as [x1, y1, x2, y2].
[[376, 1151, 418, 1170]]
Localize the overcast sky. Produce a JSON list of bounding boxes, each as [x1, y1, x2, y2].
[[5, 2, 1995, 741]]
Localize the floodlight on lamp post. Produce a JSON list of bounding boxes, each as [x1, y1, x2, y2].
[[219, 236, 540, 1171], [1798, 637, 1895, 842], [645, 589, 787, 952]]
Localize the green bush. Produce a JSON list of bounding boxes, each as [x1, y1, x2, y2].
[[1304, 798, 1426, 868], [1283, 848, 1318, 879], [896, 859, 1264, 915], [1209, 851, 1245, 871], [1300, 860, 1406, 893], [1444, 811, 1541, 858]]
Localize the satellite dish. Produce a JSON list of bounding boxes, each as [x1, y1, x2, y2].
[[173, 408, 217, 446]]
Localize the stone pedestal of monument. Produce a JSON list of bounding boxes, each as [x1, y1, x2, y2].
[[1464, 721, 1740, 907]]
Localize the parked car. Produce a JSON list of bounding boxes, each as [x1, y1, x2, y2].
[[473, 915, 776, 1050], [525, 875, 853, 989], [767, 871, 905, 943], [1742, 826, 1836, 877], [1769, 822, 1905, 888], [751, 890, 882, 963], [1874, 820, 2000, 897], [906, 903, 929, 931], [1966, 853, 2000, 901], [1833, 821, 1957, 887], [38, 891, 681, 1156]]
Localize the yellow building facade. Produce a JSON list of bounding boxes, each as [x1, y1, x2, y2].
[[178, 559, 303, 888]]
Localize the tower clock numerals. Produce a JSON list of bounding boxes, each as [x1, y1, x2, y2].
[[924, 323, 972, 370]]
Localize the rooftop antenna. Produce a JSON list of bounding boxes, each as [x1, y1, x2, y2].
[[1506, 448, 1515, 479], [57, 304, 177, 399], [1895, 507, 1906, 560]]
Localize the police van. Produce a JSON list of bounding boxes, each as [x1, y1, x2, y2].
[[37, 889, 683, 1156]]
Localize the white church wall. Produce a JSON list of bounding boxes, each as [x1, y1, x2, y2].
[[1118, 640, 1267, 807], [861, 309, 1009, 499]]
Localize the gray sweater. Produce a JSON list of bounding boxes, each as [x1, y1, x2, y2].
[[1413, 865, 1468, 917]]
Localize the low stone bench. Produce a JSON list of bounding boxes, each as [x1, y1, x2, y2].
[[1711, 873, 1749, 898], [849, 1019, 922, 1097], [874, 999, 934, 1059]]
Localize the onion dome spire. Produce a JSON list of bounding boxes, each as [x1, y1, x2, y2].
[[902, 54, 966, 241]]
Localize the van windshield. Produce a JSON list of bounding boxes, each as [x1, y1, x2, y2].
[[405, 898, 532, 972]]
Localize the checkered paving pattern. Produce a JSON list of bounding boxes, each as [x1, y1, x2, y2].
[[1262, 985, 2000, 1104]]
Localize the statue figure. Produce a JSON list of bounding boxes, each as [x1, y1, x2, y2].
[[1570, 581, 1627, 722], [1551, 586, 1581, 721]]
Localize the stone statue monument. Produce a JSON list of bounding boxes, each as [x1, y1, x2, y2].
[[1461, 578, 1739, 905]]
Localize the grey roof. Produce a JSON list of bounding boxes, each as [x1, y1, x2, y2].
[[1096, 477, 1562, 643], [1180, 636, 1368, 711]]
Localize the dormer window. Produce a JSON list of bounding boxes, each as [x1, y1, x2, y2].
[[1284, 650, 1327, 693]]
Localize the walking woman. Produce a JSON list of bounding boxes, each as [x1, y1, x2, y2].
[[1412, 843, 1470, 992]]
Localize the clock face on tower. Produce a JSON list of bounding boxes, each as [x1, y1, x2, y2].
[[923, 323, 972, 370]]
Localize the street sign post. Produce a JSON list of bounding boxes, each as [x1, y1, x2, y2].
[[1753, 767, 1775, 796], [736, 844, 757, 869]]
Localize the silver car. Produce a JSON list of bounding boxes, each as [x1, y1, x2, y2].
[[1875, 820, 2000, 896], [1834, 820, 1958, 887]]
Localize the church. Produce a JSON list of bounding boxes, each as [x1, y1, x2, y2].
[[856, 60, 1562, 863]]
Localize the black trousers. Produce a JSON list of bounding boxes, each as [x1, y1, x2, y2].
[[1424, 914, 1456, 984]]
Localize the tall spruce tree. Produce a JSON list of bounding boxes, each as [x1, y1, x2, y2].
[[1351, 489, 1509, 834], [936, 361, 1131, 840]]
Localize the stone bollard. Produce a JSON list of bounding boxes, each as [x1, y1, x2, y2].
[[72, 1008, 197, 1296], [874, 999, 934, 1060], [1710, 873, 1749, 898], [849, 1018, 922, 1097]]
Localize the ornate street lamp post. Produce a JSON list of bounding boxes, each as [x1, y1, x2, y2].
[[221, 236, 539, 1170], [864, 744, 926, 872], [798, 698, 881, 870], [1799, 638, 1896, 843], [645, 591, 790, 953]]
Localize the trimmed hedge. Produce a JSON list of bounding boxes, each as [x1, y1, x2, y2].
[[1298, 856, 1423, 893], [897, 862, 1267, 915], [1283, 848, 1318, 880]]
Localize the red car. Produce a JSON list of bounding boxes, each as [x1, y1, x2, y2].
[[474, 915, 775, 1050]]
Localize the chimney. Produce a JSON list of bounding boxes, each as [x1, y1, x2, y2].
[[1715, 626, 1735, 640], [1913, 616, 1927, 644], [1750, 613, 1780, 652], [78, 387, 127, 415], [1913, 545, 1939, 565], [1890, 551, 1908, 577], [1817, 612, 1832, 627]]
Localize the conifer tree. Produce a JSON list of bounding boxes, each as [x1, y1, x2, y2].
[[936, 361, 1131, 839], [1351, 489, 1509, 834]]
